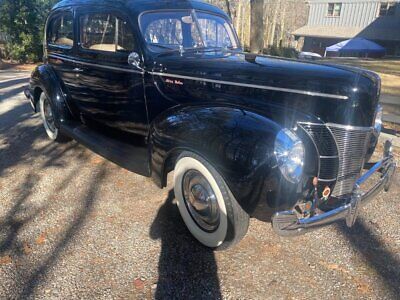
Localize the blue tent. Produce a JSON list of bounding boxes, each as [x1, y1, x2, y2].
[[325, 38, 386, 57]]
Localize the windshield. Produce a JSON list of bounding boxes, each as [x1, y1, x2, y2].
[[140, 10, 239, 52]]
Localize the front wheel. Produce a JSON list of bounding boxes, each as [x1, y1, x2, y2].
[[174, 152, 249, 250], [39, 93, 70, 143]]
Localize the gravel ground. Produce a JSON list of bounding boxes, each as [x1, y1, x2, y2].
[[0, 69, 399, 299]]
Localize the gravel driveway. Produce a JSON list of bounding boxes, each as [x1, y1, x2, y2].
[[0, 69, 399, 299]]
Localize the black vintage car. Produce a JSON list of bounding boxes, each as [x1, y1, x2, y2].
[[25, 0, 396, 249]]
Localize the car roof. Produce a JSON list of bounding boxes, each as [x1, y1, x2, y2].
[[52, 0, 229, 19]]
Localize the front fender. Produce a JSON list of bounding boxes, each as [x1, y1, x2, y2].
[[30, 64, 73, 124], [150, 105, 304, 216]]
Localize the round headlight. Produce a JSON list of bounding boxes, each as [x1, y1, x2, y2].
[[374, 104, 383, 133], [274, 129, 305, 183]]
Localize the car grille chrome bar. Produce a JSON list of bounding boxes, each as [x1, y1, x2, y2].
[[327, 124, 372, 197], [299, 122, 372, 197]]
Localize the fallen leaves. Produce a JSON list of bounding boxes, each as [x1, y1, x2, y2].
[[90, 156, 104, 165], [133, 278, 146, 290], [0, 255, 12, 265], [320, 261, 372, 296], [23, 243, 32, 255], [36, 232, 47, 245]]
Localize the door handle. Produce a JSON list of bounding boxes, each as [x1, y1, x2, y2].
[[73, 67, 83, 72]]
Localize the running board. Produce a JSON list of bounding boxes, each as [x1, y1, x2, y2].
[[60, 121, 150, 177]]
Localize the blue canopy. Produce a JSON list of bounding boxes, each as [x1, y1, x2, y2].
[[326, 38, 386, 55]]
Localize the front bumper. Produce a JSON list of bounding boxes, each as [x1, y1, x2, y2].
[[272, 140, 396, 236]]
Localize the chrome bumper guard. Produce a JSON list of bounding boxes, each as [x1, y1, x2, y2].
[[272, 140, 396, 237], [24, 88, 36, 111]]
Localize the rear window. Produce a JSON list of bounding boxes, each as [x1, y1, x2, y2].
[[48, 12, 74, 47], [80, 13, 134, 53]]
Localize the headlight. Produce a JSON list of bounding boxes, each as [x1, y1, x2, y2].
[[374, 104, 383, 133], [274, 129, 305, 183]]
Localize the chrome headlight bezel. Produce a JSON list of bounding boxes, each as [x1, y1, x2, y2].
[[374, 104, 383, 134], [274, 129, 305, 183]]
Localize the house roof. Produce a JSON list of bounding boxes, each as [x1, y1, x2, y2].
[[293, 25, 400, 41]]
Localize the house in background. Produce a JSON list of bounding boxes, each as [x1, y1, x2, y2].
[[293, 0, 400, 56]]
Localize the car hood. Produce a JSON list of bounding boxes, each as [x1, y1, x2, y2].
[[149, 50, 381, 127]]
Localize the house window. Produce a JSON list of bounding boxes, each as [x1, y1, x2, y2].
[[379, 2, 396, 16], [327, 3, 342, 17]]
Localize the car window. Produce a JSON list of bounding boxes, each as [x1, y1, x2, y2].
[[144, 18, 183, 45], [48, 12, 74, 47], [140, 10, 238, 52], [80, 13, 134, 53], [196, 13, 235, 49]]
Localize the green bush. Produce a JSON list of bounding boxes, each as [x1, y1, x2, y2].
[[0, 0, 56, 63]]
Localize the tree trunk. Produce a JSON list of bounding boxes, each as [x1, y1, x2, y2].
[[250, 0, 264, 53], [225, 0, 232, 19], [269, 0, 280, 47], [236, 1, 242, 39], [279, 1, 287, 47]]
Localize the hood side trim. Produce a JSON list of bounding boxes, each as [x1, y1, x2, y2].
[[150, 72, 349, 100]]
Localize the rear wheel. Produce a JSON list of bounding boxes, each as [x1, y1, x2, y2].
[[39, 93, 70, 142], [174, 151, 249, 250]]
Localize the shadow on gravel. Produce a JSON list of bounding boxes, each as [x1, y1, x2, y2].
[[0, 100, 78, 176], [18, 161, 107, 298], [150, 190, 221, 299], [0, 173, 43, 257], [0, 86, 27, 103], [337, 219, 400, 297], [0, 77, 29, 90]]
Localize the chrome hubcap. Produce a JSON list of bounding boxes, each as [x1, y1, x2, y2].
[[182, 170, 220, 232], [43, 98, 56, 132]]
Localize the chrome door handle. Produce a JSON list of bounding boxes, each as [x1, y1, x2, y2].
[[73, 67, 83, 72]]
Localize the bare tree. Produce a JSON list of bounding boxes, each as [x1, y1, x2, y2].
[[205, 0, 309, 53], [279, 1, 287, 47], [225, 0, 232, 18], [250, 0, 264, 53], [268, 0, 281, 46]]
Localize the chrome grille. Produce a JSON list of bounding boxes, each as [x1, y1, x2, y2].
[[328, 124, 372, 197], [299, 123, 372, 197], [298, 123, 339, 182]]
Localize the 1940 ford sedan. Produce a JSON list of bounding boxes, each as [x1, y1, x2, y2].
[[25, 0, 396, 250]]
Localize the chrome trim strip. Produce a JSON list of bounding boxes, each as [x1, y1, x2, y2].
[[298, 123, 321, 178], [48, 54, 144, 75], [150, 72, 349, 100], [299, 121, 373, 132], [318, 178, 337, 182], [320, 155, 339, 159]]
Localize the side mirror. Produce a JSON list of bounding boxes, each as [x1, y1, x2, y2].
[[128, 52, 143, 71]]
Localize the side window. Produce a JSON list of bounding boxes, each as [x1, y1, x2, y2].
[[80, 13, 134, 52], [48, 12, 74, 47]]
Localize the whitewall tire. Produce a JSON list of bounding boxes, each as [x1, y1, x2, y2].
[[174, 152, 249, 250], [39, 93, 69, 142]]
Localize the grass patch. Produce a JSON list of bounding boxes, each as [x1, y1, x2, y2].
[[324, 58, 400, 97]]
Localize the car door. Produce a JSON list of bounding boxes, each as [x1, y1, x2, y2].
[[46, 9, 77, 101], [72, 9, 148, 136]]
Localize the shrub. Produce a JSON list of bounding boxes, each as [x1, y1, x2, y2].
[[0, 0, 56, 63]]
